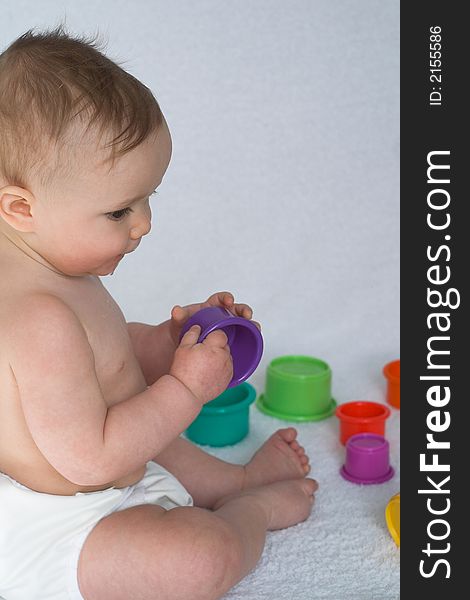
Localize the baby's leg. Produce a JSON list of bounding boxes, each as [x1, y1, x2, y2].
[[153, 435, 245, 508], [153, 428, 311, 508], [78, 478, 317, 600]]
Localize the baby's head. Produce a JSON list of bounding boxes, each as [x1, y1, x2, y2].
[[0, 24, 172, 276]]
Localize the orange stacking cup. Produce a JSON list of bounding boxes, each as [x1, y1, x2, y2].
[[335, 401, 391, 445], [383, 359, 400, 409]]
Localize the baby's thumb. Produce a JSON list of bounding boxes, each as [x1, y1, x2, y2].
[[179, 324, 201, 347]]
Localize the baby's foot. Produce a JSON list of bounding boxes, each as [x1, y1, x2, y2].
[[243, 428, 310, 490], [214, 478, 318, 531]]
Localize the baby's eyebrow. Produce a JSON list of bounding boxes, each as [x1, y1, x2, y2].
[[109, 188, 158, 210], [111, 196, 142, 210]]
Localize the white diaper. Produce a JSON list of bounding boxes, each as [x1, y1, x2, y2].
[[0, 461, 193, 600]]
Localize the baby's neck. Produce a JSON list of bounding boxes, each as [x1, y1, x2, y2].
[[0, 226, 72, 279]]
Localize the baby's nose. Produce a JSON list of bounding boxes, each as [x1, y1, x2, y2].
[[130, 217, 151, 240]]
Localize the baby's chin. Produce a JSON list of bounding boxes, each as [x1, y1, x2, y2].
[[96, 254, 125, 276], [52, 254, 125, 277]]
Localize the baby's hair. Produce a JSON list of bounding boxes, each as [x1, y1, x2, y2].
[[0, 22, 163, 190]]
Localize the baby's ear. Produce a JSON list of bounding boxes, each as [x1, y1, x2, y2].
[[0, 186, 36, 232]]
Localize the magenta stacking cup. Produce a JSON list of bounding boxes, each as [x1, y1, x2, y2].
[[340, 433, 394, 484], [179, 306, 263, 388]]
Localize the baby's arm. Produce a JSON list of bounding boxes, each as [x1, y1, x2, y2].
[[8, 294, 231, 486], [127, 320, 175, 385]]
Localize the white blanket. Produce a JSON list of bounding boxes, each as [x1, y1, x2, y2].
[[196, 391, 400, 600]]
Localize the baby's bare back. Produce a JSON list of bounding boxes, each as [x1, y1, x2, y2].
[[0, 249, 148, 494]]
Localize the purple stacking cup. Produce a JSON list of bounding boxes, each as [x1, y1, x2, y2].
[[179, 306, 263, 388], [340, 433, 394, 484]]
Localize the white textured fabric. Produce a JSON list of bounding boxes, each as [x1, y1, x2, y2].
[[0, 461, 193, 600], [189, 394, 400, 600]]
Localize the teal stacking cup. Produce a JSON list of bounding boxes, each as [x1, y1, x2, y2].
[[186, 382, 257, 446]]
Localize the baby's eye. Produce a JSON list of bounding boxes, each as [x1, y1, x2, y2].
[[106, 207, 133, 221]]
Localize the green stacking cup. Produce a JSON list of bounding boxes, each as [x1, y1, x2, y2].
[[256, 355, 336, 421], [185, 382, 256, 447]]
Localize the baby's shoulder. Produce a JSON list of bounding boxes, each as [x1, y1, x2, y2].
[[0, 291, 79, 344]]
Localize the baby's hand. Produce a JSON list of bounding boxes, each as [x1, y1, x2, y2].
[[169, 324, 233, 405], [169, 291, 261, 347]]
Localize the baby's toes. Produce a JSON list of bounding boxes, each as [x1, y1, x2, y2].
[[300, 452, 310, 473], [303, 478, 318, 495], [290, 440, 300, 451], [278, 427, 297, 443], [289, 441, 307, 461]]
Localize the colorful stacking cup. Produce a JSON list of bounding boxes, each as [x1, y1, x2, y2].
[[383, 359, 400, 409], [256, 355, 336, 421], [179, 306, 263, 388], [185, 382, 256, 446], [340, 433, 394, 484], [385, 493, 400, 546], [335, 401, 391, 445]]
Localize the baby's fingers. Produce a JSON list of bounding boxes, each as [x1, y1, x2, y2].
[[171, 305, 190, 323], [233, 303, 253, 319], [179, 324, 201, 347], [203, 329, 229, 348]]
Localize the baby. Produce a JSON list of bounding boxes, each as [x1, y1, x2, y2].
[[0, 26, 317, 600]]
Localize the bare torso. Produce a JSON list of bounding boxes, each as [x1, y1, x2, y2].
[[0, 239, 148, 495]]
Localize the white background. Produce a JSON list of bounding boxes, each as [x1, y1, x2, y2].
[[1, 1, 400, 598]]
